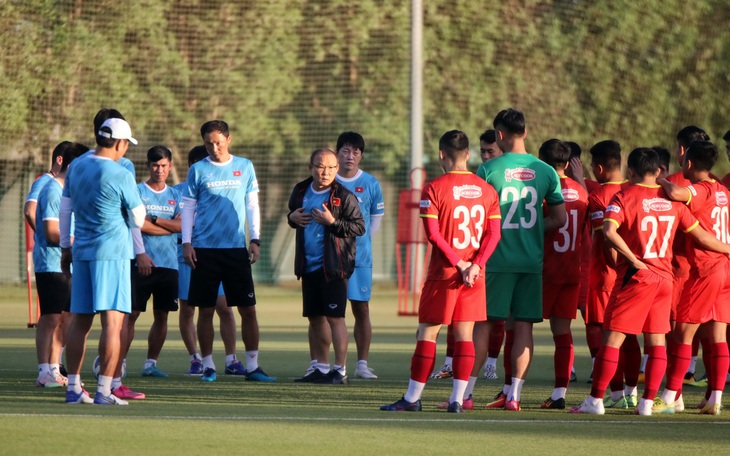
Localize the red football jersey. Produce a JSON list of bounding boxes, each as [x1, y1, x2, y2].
[[604, 184, 698, 281], [684, 179, 730, 277], [667, 172, 692, 276], [420, 171, 501, 280], [587, 180, 629, 290], [585, 178, 601, 194], [543, 176, 589, 284]]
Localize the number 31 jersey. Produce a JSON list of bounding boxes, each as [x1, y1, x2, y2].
[[477, 153, 564, 273], [604, 184, 698, 280], [419, 171, 501, 281]]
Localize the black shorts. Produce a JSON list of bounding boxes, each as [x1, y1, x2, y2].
[[134, 267, 179, 312], [302, 269, 347, 318], [188, 248, 256, 308], [35, 272, 71, 315]]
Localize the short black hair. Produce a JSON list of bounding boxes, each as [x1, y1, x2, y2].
[[652, 146, 671, 171], [439, 130, 469, 161], [538, 139, 571, 169], [336, 132, 365, 153], [590, 140, 622, 171], [684, 140, 718, 172], [60, 142, 88, 172], [187, 145, 209, 167], [479, 129, 496, 144], [200, 120, 230, 138], [493, 108, 525, 135], [565, 141, 582, 159], [676, 126, 709, 149], [147, 145, 172, 163], [627, 148, 660, 177], [723, 130, 730, 142]]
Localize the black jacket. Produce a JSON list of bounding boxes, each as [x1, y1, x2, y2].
[[287, 177, 365, 281]]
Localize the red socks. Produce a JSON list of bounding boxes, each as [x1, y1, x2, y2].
[[410, 340, 436, 384], [553, 333, 573, 388], [452, 341, 475, 381]]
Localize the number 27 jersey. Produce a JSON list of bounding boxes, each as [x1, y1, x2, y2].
[[420, 171, 500, 281]]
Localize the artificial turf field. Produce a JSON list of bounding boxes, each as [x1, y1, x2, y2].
[[0, 284, 728, 455]]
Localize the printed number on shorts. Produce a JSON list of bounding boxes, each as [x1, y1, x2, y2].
[[711, 206, 729, 243], [641, 215, 675, 259], [453, 205, 485, 249], [502, 186, 538, 230], [554, 209, 578, 253]]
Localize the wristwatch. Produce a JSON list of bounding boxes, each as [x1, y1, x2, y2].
[[150, 215, 158, 225], [250, 239, 261, 246]]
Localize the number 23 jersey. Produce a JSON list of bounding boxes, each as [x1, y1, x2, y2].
[[419, 171, 500, 281], [477, 153, 564, 273]]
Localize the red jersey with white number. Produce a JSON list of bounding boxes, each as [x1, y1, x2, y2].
[[604, 184, 698, 281], [667, 172, 692, 277], [543, 177, 589, 284], [587, 181, 629, 290], [684, 179, 730, 277], [420, 171, 501, 280]]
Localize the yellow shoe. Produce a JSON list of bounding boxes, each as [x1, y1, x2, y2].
[[700, 402, 721, 415]]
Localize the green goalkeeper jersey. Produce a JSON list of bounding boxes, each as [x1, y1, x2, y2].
[[477, 152, 563, 273]]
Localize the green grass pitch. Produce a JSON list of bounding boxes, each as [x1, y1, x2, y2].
[[0, 284, 728, 455]]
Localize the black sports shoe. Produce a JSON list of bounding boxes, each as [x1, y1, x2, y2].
[[380, 397, 422, 412], [540, 397, 566, 409], [294, 369, 326, 383], [447, 402, 463, 413], [313, 369, 348, 384]]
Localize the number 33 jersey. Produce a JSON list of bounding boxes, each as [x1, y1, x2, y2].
[[477, 153, 564, 273], [604, 184, 698, 280], [419, 171, 501, 281]]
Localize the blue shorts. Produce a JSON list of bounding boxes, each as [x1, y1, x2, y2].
[[347, 266, 372, 302], [71, 259, 131, 314], [178, 262, 224, 301]]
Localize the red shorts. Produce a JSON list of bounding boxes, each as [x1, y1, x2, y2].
[[677, 261, 730, 325], [542, 282, 579, 320], [670, 274, 690, 321], [604, 268, 672, 335], [585, 286, 612, 325], [418, 276, 486, 325]]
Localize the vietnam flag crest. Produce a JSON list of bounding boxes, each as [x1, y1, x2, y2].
[[168, 200, 176, 205], [355, 186, 364, 193], [332, 197, 341, 207], [233, 170, 242, 176]]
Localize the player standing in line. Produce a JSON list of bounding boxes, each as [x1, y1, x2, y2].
[[289, 149, 365, 384], [656, 140, 729, 415], [666, 127, 711, 385], [333, 132, 384, 379], [24, 147, 64, 232], [431, 129, 504, 382], [132, 146, 181, 378], [381, 130, 501, 412], [182, 120, 275, 383], [60, 118, 145, 405], [570, 148, 730, 415], [473, 109, 566, 411], [33, 141, 87, 388], [537, 139, 589, 409], [175, 146, 239, 376]]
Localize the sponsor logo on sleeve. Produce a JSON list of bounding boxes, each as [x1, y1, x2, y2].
[[420, 200, 431, 208], [590, 210, 604, 220], [688, 185, 697, 196], [452, 185, 483, 200], [642, 198, 672, 213], [606, 205, 621, 214], [377, 202, 385, 210], [504, 168, 536, 182]]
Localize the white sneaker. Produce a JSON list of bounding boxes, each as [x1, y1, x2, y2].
[[36, 371, 63, 388], [674, 394, 685, 412], [569, 398, 605, 415], [484, 364, 498, 380], [355, 364, 378, 379], [634, 398, 653, 416]]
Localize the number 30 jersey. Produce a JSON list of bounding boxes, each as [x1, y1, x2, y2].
[[543, 176, 589, 284], [604, 184, 698, 281], [684, 179, 730, 277], [419, 171, 501, 281], [477, 153, 564, 273]]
